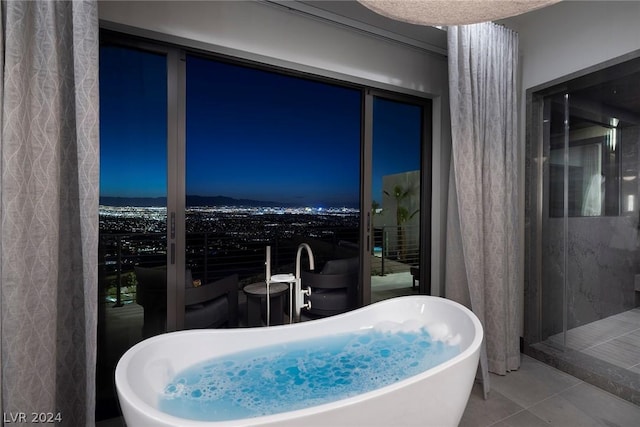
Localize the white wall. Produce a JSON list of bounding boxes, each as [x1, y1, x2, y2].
[[502, 0, 640, 150], [503, 1, 640, 92], [98, 1, 448, 96]]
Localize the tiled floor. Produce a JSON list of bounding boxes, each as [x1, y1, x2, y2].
[[460, 355, 640, 426], [546, 308, 640, 373], [371, 271, 416, 302]]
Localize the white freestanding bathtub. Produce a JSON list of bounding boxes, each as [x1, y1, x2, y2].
[[116, 296, 483, 427]]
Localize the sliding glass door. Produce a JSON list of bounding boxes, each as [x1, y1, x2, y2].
[[366, 93, 431, 304], [183, 54, 362, 325], [97, 43, 169, 419]]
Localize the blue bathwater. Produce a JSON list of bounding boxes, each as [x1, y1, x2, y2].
[[159, 327, 460, 421]]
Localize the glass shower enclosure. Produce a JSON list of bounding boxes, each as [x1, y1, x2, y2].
[[525, 55, 640, 405]]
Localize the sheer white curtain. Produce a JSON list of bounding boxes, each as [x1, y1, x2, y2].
[[445, 22, 521, 397], [0, 1, 99, 425]]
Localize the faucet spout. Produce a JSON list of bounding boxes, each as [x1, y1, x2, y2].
[[294, 243, 315, 322], [295, 243, 315, 278]]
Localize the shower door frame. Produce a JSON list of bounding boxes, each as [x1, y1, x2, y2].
[[524, 49, 640, 350]]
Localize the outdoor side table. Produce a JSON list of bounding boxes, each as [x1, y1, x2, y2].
[[243, 281, 288, 326]]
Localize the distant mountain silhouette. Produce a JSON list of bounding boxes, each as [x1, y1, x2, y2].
[[99, 195, 293, 208], [186, 195, 293, 207], [100, 196, 167, 207]]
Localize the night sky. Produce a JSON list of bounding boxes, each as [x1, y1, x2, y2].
[[100, 46, 421, 208], [100, 47, 168, 199]]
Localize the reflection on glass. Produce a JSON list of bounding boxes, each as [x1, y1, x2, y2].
[[184, 54, 362, 323], [97, 45, 168, 420], [531, 55, 640, 401], [371, 97, 422, 301], [549, 111, 620, 217]]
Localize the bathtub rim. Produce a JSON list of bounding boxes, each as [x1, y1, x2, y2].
[[115, 295, 483, 426]]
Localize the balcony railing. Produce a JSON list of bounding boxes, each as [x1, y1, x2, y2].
[[99, 224, 420, 306], [372, 225, 420, 276], [99, 228, 360, 306]]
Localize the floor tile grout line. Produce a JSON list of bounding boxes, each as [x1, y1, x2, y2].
[[547, 309, 640, 350], [582, 327, 640, 351], [552, 320, 640, 352], [581, 331, 640, 369], [487, 380, 585, 426], [487, 408, 529, 427]]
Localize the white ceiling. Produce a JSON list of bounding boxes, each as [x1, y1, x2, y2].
[[291, 1, 448, 52]]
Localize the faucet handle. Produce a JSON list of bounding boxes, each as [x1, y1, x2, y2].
[[271, 273, 295, 283], [301, 287, 312, 311]]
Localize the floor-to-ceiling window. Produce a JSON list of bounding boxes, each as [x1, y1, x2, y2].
[[526, 54, 640, 404], [97, 32, 432, 421], [97, 42, 169, 419], [369, 94, 430, 302], [183, 54, 362, 325]]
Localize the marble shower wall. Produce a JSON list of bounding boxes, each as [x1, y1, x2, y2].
[[541, 126, 640, 339]]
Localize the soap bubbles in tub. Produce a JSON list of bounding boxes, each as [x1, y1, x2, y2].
[[373, 319, 462, 346]]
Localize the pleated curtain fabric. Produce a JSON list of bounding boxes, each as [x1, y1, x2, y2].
[[0, 1, 99, 425], [446, 22, 521, 397]]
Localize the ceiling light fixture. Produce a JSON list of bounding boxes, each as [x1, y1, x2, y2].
[[357, 0, 562, 26]]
